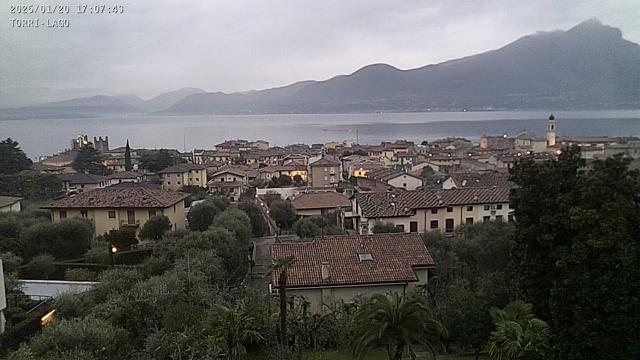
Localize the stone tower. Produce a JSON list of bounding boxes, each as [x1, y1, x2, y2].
[[546, 114, 556, 147], [93, 136, 109, 153]]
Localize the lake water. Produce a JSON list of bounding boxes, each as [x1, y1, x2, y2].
[[1, 110, 640, 159]]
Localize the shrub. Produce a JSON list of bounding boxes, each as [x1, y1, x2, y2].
[[63, 268, 95, 281], [28, 317, 129, 359], [139, 215, 172, 241], [22, 254, 55, 279], [371, 222, 403, 234]]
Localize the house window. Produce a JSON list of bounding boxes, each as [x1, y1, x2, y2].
[[403, 183, 407, 188], [108, 210, 116, 219], [430, 220, 438, 229], [431, 208, 438, 214], [508, 214, 514, 222], [80, 210, 88, 218], [189, 178, 192, 182], [176, 174, 180, 178], [60, 210, 67, 219], [410, 221, 418, 233], [446, 207, 453, 213], [466, 217, 474, 224], [177, 181, 181, 185], [496, 215, 504, 222], [483, 216, 490, 223], [195, 178, 199, 181], [445, 219, 454, 233], [149, 210, 157, 217], [167, 181, 171, 185], [467, 206, 473, 211], [395, 224, 405, 232], [484, 205, 490, 211]]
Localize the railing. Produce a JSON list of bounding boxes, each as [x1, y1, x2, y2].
[[120, 219, 140, 227]]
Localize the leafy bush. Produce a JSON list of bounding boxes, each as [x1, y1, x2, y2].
[[20, 218, 93, 260], [139, 215, 172, 241], [22, 254, 55, 279], [28, 317, 129, 359], [63, 268, 95, 281], [371, 222, 403, 234]]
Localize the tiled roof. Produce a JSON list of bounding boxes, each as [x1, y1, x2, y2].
[[356, 187, 510, 217], [212, 167, 248, 177], [270, 233, 434, 288], [157, 163, 205, 173], [367, 168, 409, 182], [106, 171, 143, 179], [310, 157, 340, 167], [57, 173, 106, 184], [447, 172, 512, 189], [0, 196, 22, 208], [44, 187, 188, 209], [291, 192, 352, 210]]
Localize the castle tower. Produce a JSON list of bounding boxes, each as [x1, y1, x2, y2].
[[546, 114, 556, 147], [93, 136, 110, 153]]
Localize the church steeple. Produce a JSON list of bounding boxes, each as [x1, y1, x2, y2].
[[546, 114, 556, 147]]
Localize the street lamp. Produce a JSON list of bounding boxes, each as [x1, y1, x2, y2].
[[108, 242, 118, 267]]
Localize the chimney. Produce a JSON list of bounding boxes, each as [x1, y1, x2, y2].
[[321, 261, 331, 281]]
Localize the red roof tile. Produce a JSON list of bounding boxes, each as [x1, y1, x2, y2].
[[270, 233, 434, 288], [44, 187, 188, 209], [356, 187, 510, 217], [291, 192, 352, 210]]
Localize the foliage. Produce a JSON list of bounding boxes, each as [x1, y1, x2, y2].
[[488, 301, 550, 360], [103, 227, 138, 251], [27, 317, 129, 359], [139, 149, 185, 173], [269, 200, 297, 229], [238, 200, 266, 237], [1, 251, 23, 273], [352, 293, 445, 360], [211, 304, 265, 359], [63, 268, 95, 281], [72, 145, 109, 175], [267, 174, 293, 188], [0, 173, 64, 201], [0, 138, 32, 175], [124, 139, 132, 171], [138, 215, 172, 241], [510, 148, 640, 358], [371, 222, 403, 234], [187, 198, 224, 231], [19, 218, 93, 260], [292, 214, 344, 238], [53, 292, 96, 320], [212, 207, 253, 247], [266, 255, 297, 349], [22, 254, 55, 279]]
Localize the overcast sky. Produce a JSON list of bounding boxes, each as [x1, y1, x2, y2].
[[1, 0, 638, 106]]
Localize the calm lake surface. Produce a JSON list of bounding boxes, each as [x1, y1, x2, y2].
[[1, 110, 640, 159]]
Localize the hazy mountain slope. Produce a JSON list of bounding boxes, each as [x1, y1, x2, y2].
[[143, 87, 205, 112], [162, 18, 640, 114]]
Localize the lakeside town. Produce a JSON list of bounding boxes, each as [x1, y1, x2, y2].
[[1, 114, 639, 359]]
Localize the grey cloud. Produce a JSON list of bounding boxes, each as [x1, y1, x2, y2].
[[1, 0, 638, 106]]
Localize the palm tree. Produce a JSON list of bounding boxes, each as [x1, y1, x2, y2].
[[213, 304, 264, 360], [265, 255, 297, 350], [352, 293, 446, 360], [488, 301, 550, 360]]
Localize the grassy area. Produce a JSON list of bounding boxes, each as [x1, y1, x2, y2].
[[252, 350, 488, 360]]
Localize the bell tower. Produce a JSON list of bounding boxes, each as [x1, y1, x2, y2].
[[546, 114, 556, 147]]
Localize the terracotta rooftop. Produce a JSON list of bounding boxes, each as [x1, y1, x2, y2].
[[157, 163, 205, 173], [0, 196, 22, 208], [270, 233, 434, 288], [291, 192, 352, 210], [356, 187, 510, 218], [57, 173, 106, 184], [367, 168, 419, 182], [310, 157, 340, 167], [44, 187, 188, 209], [446, 172, 513, 189]]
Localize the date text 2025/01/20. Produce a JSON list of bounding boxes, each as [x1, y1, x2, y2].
[[9, 18, 70, 28]]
